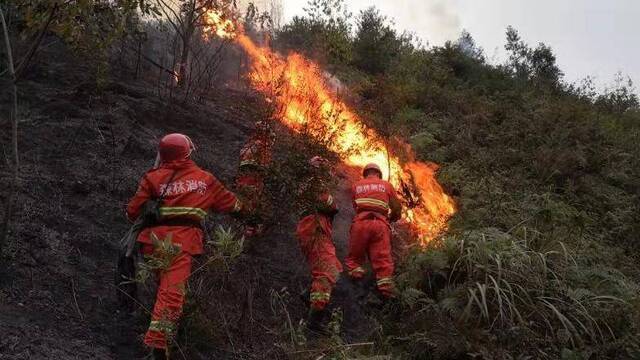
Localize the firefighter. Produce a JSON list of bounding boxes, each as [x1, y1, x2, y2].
[[295, 156, 341, 332], [345, 163, 402, 300], [235, 121, 274, 237], [126, 133, 242, 360]]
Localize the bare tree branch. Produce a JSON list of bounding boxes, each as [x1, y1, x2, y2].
[[0, 5, 20, 256], [155, 0, 185, 35], [14, 3, 59, 80], [128, 45, 178, 76]]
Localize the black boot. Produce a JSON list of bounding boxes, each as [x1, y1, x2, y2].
[[306, 308, 327, 336], [152, 348, 168, 360]]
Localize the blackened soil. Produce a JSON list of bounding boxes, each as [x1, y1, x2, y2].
[[0, 44, 374, 360]]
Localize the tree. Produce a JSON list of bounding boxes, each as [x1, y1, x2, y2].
[[456, 30, 484, 62], [505, 26, 531, 79], [529, 42, 563, 85], [596, 72, 640, 114], [505, 26, 563, 86], [153, 0, 235, 86], [352, 7, 400, 75], [277, 0, 352, 65]]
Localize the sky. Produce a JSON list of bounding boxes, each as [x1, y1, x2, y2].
[[279, 0, 640, 91]]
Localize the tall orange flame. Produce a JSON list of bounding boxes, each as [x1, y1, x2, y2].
[[205, 17, 456, 245]]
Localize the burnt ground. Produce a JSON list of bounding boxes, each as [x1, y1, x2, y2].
[[0, 44, 379, 359]]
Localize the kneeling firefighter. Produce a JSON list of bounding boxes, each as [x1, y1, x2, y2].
[[345, 163, 402, 300], [122, 133, 242, 359], [295, 156, 342, 332]]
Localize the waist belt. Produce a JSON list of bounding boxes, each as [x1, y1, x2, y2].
[[157, 218, 203, 228]]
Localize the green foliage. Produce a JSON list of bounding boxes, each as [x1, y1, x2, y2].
[[393, 229, 639, 358], [136, 232, 181, 284], [10, 0, 153, 85], [595, 73, 640, 114], [505, 26, 564, 86], [276, 0, 352, 65], [352, 7, 401, 75], [190, 225, 245, 274], [210, 225, 244, 260], [277, 3, 640, 357]]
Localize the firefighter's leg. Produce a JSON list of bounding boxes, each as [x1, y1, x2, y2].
[[309, 236, 342, 311], [368, 221, 396, 298], [144, 252, 192, 351], [345, 220, 369, 279], [307, 237, 342, 333]]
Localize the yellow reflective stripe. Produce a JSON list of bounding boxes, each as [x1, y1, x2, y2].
[[349, 267, 365, 276], [355, 198, 389, 210], [148, 320, 176, 333], [159, 207, 207, 219], [377, 277, 394, 286], [240, 159, 259, 167], [310, 292, 331, 301]]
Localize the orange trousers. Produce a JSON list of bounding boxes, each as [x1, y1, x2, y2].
[[345, 215, 395, 297], [143, 250, 192, 350], [296, 215, 342, 310]]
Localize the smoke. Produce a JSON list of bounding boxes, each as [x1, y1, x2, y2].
[[397, 0, 461, 45], [236, 0, 284, 27]]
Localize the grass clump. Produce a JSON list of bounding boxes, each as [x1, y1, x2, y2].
[[391, 228, 640, 358]]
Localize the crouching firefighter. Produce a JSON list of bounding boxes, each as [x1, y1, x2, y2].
[[295, 156, 342, 332], [345, 163, 402, 301], [123, 133, 242, 359]]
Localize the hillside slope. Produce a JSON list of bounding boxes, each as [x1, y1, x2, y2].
[[0, 42, 332, 359]]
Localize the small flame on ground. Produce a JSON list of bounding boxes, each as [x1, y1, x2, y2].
[[204, 15, 456, 245]]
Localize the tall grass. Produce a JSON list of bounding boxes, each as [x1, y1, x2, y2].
[[392, 228, 640, 358]]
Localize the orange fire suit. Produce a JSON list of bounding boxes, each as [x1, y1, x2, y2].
[[127, 159, 241, 350], [296, 192, 342, 311], [235, 137, 271, 224], [345, 176, 402, 298]]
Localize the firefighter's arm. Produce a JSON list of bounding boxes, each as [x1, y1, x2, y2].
[[205, 174, 243, 214], [388, 186, 402, 223], [126, 175, 153, 222]]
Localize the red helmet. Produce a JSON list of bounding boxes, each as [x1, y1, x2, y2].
[[158, 133, 195, 162], [363, 163, 382, 178]]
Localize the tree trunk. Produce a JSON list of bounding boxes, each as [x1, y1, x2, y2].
[[0, 6, 19, 255], [177, 1, 197, 87], [135, 39, 141, 79], [177, 35, 190, 86]]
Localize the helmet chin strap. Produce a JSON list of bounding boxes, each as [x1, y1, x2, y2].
[[185, 135, 196, 157], [153, 152, 161, 169]]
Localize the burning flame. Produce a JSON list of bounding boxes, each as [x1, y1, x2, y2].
[[205, 14, 456, 244], [202, 8, 236, 40]]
